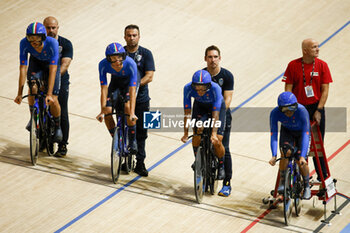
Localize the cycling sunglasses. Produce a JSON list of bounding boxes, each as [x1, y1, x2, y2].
[[279, 103, 298, 113]]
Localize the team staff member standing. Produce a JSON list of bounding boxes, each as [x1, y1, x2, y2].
[[124, 24, 155, 177], [43, 16, 73, 157], [283, 38, 333, 181], [204, 45, 234, 197]]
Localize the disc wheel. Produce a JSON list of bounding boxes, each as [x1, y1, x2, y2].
[[283, 168, 293, 225], [126, 153, 136, 173], [208, 155, 218, 195], [111, 127, 122, 183], [194, 147, 206, 204], [45, 116, 57, 156], [294, 173, 303, 216], [29, 110, 39, 165], [124, 133, 133, 174]]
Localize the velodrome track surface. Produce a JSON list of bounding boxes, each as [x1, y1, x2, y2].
[[0, 1, 349, 232]]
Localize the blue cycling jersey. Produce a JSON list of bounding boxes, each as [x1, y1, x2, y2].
[[270, 104, 310, 158], [183, 81, 223, 111], [20, 36, 59, 65], [98, 56, 137, 87]]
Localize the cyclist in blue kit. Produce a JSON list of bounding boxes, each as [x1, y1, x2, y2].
[[14, 22, 62, 142], [96, 42, 139, 154], [181, 70, 226, 179], [269, 92, 311, 199]]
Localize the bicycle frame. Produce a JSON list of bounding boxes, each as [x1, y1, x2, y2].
[[111, 91, 129, 156], [109, 90, 135, 183], [275, 154, 304, 225], [284, 156, 303, 199], [114, 112, 129, 155], [192, 119, 219, 203], [23, 77, 56, 163]]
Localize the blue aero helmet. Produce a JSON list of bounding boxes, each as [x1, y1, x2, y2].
[[105, 42, 126, 62], [26, 22, 47, 41], [278, 91, 298, 112], [191, 69, 212, 91]]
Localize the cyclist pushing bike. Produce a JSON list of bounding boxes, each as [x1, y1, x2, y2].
[[181, 69, 226, 180], [269, 92, 311, 199], [96, 42, 139, 155], [14, 22, 63, 143]]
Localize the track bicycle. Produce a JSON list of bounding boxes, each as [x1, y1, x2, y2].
[[108, 90, 136, 184], [275, 152, 304, 225], [191, 119, 219, 204], [22, 76, 58, 165]]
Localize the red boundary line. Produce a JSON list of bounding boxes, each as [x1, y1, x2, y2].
[[240, 139, 350, 233]]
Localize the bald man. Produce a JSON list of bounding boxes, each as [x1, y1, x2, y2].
[[43, 16, 73, 157], [282, 38, 333, 181]]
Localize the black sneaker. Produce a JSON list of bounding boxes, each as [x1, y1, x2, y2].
[[54, 144, 67, 157], [134, 161, 148, 177]]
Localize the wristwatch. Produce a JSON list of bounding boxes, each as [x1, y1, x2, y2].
[[317, 107, 324, 112]]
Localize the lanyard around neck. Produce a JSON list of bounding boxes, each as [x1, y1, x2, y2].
[[126, 49, 139, 62], [302, 59, 315, 85]]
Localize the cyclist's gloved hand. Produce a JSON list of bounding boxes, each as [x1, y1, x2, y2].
[[45, 94, 54, 105], [210, 133, 219, 145], [129, 114, 138, 122], [181, 133, 188, 143], [14, 95, 22, 104], [299, 156, 307, 166], [269, 157, 277, 166], [96, 112, 104, 122]]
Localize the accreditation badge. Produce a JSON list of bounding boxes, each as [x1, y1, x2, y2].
[[305, 85, 315, 98]]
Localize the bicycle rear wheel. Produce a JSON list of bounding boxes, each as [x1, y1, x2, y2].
[[294, 170, 303, 216], [111, 127, 122, 183], [46, 140, 57, 156], [283, 168, 293, 225], [126, 153, 135, 173], [208, 154, 218, 195], [194, 146, 206, 204], [45, 115, 57, 156], [29, 110, 39, 165], [124, 134, 135, 174]]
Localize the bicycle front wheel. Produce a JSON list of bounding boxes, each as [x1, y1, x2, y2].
[[111, 127, 122, 183], [283, 168, 293, 225], [29, 110, 39, 165], [194, 146, 206, 204]]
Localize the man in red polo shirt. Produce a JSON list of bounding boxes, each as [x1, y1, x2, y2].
[[282, 38, 333, 181]]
